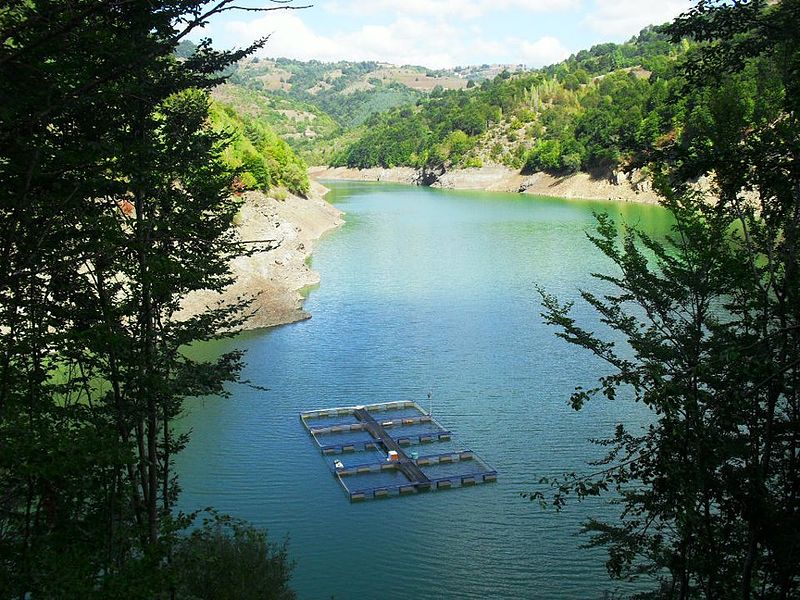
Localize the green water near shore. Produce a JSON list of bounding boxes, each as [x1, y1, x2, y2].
[[176, 182, 673, 599]]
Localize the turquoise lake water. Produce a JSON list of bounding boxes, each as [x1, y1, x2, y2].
[[175, 182, 674, 599]]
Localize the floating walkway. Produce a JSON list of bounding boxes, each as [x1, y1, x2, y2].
[[300, 401, 497, 501]]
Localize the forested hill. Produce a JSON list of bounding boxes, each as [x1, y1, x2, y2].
[[224, 57, 527, 127], [331, 27, 692, 176], [209, 95, 310, 197], [201, 21, 769, 185], [179, 39, 527, 165]]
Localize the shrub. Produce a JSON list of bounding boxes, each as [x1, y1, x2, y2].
[[561, 152, 582, 173], [237, 172, 258, 191], [524, 139, 562, 173], [464, 156, 483, 168], [269, 186, 289, 201], [172, 513, 296, 600]]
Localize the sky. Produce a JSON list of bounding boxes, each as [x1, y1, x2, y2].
[[194, 0, 694, 69]]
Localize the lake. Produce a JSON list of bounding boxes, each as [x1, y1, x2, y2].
[[175, 181, 674, 599]]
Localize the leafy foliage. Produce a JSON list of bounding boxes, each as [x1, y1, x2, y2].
[[333, 29, 689, 173], [528, 1, 800, 596], [172, 512, 295, 600], [546, 26, 685, 79], [331, 79, 510, 168], [211, 82, 340, 164], [210, 101, 310, 196], [0, 1, 298, 596]]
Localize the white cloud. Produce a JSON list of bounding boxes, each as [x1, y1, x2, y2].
[[493, 0, 580, 11], [226, 12, 338, 61], [517, 36, 571, 66], [324, 0, 484, 19], [226, 12, 571, 68], [227, 13, 457, 67], [582, 0, 692, 38], [324, 0, 579, 19]]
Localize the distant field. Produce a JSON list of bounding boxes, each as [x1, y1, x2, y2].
[[237, 58, 476, 95], [367, 67, 469, 92], [256, 70, 292, 92]]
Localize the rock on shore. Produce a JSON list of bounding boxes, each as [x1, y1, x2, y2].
[[308, 165, 418, 185], [310, 164, 663, 204], [176, 180, 344, 330]]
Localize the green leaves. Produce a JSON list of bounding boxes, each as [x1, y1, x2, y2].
[[529, 1, 800, 594], [334, 35, 691, 175], [534, 181, 788, 590], [1, 2, 301, 596], [210, 99, 310, 196], [171, 510, 296, 600]]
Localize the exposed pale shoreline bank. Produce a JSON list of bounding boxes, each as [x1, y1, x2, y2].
[[309, 164, 663, 205], [177, 163, 660, 332], [176, 180, 344, 331]]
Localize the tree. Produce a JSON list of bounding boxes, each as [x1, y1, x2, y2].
[[0, 1, 304, 596], [172, 512, 296, 600], [528, 1, 800, 597], [524, 139, 562, 172]]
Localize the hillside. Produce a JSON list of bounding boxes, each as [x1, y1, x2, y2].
[[210, 25, 721, 192], [229, 57, 473, 120], [209, 97, 310, 197], [218, 56, 533, 164], [330, 27, 691, 182], [211, 83, 338, 161]]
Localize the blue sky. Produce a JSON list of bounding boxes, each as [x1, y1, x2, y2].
[[195, 0, 693, 68]]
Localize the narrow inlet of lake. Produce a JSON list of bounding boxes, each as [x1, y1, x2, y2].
[[176, 181, 674, 599]]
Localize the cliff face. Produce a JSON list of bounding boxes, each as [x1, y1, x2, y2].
[[176, 180, 344, 330]]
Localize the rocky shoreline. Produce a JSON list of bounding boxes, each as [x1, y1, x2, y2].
[[309, 164, 663, 204], [176, 180, 344, 330], [177, 163, 662, 333]]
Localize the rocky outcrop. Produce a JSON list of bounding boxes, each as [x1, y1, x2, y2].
[[417, 164, 445, 186], [308, 166, 418, 185], [175, 180, 344, 330]]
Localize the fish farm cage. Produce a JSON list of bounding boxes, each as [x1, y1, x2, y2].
[[300, 401, 497, 502]]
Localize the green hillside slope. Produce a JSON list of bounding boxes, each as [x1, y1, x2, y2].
[[332, 27, 689, 175], [214, 55, 541, 166], [209, 99, 310, 196]]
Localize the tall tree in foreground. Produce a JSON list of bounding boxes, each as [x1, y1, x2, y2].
[[0, 1, 303, 597], [529, 1, 799, 597]]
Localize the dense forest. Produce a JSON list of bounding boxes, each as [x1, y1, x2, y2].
[[210, 100, 310, 196], [214, 54, 476, 164], [331, 27, 692, 174], [0, 2, 300, 598], [207, 24, 716, 178]]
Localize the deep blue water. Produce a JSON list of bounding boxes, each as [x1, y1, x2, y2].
[[175, 182, 673, 599]]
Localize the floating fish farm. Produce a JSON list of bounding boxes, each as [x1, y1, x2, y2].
[[300, 401, 497, 501]]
